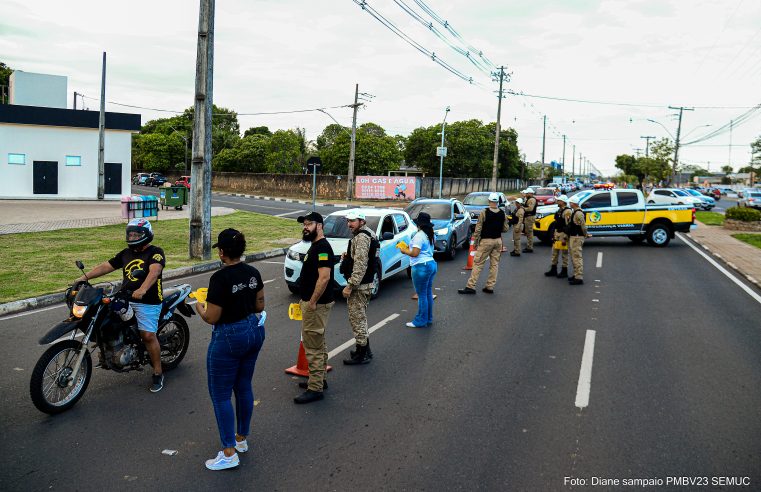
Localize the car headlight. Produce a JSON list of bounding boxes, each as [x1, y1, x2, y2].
[[435, 228, 449, 236], [287, 249, 300, 261]]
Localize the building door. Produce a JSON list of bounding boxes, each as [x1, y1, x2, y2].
[[104, 162, 122, 195], [33, 161, 58, 194]]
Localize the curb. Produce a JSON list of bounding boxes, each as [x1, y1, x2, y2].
[[213, 191, 403, 210], [680, 233, 760, 288], [0, 247, 288, 318]]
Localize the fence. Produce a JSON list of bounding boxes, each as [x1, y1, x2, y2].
[[417, 177, 530, 198]]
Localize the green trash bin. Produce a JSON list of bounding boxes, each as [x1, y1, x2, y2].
[[162, 186, 186, 210]]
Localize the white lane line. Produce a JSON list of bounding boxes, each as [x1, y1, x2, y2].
[[261, 260, 284, 265], [263, 279, 276, 284], [214, 199, 297, 212], [0, 304, 66, 321], [275, 210, 305, 218], [596, 252, 603, 268], [676, 232, 761, 305], [327, 313, 400, 360], [575, 329, 597, 409]]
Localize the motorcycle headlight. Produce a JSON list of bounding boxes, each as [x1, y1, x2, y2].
[[435, 228, 449, 236], [287, 249, 300, 261], [72, 304, 88, 318]]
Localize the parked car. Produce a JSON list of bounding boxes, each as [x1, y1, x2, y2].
[[132, 173, 150, 185], [174, 176, 191, 189], [533, 187, 558, 206], [738, 190, 761, 210], [462, 192, 507, 231], [404, 198, 471, 260], [283, 208, 418, 298], [147, 173, 167, 187], [647, 188, 703, 207], [683, 188, 716, 210], [703, 187, 722, 200]]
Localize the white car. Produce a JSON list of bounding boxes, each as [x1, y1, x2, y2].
[[284, 208, 418, 299], [647, 188, 703, 207]]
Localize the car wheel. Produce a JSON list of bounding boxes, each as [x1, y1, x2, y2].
[[406, 266, 412, 278], [647, 200, 655, 204], [462, 231, 472, 250], [287, 284, 299, 295], [446, 235, 457, 260], [646, 223, 671, 247], [370, 262, 381, 299]]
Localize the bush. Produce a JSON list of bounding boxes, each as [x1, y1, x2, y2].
[[725, 206, 761, 222]]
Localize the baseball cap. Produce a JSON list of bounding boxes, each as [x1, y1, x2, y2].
[[297, 211, 324, 224], [557, 194, 569, 203], [488, 192, 500, 202], [345, 210, 366, 221], [515, 198, 525, 205], [212, 228, 244, 249]]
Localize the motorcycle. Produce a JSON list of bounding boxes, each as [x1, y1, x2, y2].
[[30, 260, 194, 414]]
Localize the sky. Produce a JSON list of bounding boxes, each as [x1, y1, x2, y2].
[[2, 0, 760, 177]]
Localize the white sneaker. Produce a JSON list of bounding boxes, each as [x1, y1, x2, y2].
[[235, 439, 248, 453], [205, 450, 239, 470]]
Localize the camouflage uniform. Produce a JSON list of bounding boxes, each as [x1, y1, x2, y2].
[[551, 206, 573, 267], [569, 207, 588, 280], [512, 206, 525, 254], [465, 207, 509, 290], [346, 225, 374, 346], [523, 196, 537, 251]]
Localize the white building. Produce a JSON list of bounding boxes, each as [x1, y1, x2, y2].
[[0, 71, 141, 200]]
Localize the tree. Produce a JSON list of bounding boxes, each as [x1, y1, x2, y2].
[[0, 62, 12, 103], [132, 133, 185, 172], [243, 126, 272, 137], [318, 122, 403, 175], [721, 165, 733, 174], [212, 134, 268, 172], [265, 129, 303, 173]]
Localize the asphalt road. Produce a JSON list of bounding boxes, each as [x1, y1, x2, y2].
[[2, 228, 761, 491]]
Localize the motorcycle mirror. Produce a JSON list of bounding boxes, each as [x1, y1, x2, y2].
[[75, 260, 85, 271]]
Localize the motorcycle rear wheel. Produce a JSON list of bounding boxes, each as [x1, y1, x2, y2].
[[30, 340, 92, 415], [157, 314, 190, 371]]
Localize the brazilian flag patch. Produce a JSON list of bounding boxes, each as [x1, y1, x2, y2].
[[318, 253, 329, 261]]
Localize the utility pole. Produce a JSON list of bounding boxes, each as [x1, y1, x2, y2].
[[728, 119, 733, 170], [572, 144, 576, 180], [669, 105, 694, 185], [73, 91, 77, 110], [641, 135, 655, 158], [96, 52, 106, 200], [491, 66, 505, 190], [561, 135, 566, 182], [540, 115, 547, 181], [346, 83, 360, 200], [438, 106, 450, 198], [189, 0, 215, 260]]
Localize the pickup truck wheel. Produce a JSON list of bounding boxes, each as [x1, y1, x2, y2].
[[646, 223, 671, 247]]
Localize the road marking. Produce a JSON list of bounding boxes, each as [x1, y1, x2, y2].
[[275, 210, 305, 218], [596, 252, 603, 268], [213, 199, 297, 212], [263, 279, 276, 284], [677, 232, 761, 305], [575, 329, 596, 409], [327, 313, 399, 360], [261, 260, 284, 265], [0, 304, 66, 321]]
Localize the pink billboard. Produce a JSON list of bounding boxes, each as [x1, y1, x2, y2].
[[355, 176, 417, 200]]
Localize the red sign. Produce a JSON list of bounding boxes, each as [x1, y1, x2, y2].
[[355, 176, 416, 200]]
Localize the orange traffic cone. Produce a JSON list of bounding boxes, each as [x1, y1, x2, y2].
[[463, 238, 476, 270], [285, 337, 332, 376]]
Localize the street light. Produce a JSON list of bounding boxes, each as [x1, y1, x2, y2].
[[682, 124, 712, 140], [438, 106, 451, 198], [646, 119, 675, 140]]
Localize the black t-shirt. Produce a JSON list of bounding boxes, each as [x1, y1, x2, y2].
[[206, 262, 264, 325], [108, 245, 166, 304], [299, 238, 335, 304]]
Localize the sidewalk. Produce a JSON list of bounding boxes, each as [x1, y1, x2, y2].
[[688, 221, 761, 287], [0, 200, 235, 235]]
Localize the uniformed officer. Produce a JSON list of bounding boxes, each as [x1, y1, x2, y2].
[[522, 188, 537, 253], [567, 195, 592, 285], [340, 211, 377, 365], [544, 194, 572, 278], [510, 198, 525, 257], [458, 193, 508, 294]]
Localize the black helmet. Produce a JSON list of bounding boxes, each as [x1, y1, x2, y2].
[[126, 218, 153, 250]]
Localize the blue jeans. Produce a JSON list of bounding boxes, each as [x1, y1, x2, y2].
[[207, 312, 266, 449], [411, 260, 437, 326]]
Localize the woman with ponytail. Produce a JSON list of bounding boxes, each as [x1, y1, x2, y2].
[[398, 212, 437, 327]]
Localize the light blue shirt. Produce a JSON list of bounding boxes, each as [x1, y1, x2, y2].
[[409, 231, 434, 266]]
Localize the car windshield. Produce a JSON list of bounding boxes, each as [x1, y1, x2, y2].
[[673, 189, 689, 196], [685, 189, 701, 196], [463, 195, 490, 206], [535, 188, 555, 196], [322, 215, 380, 239], [406, 202, 452, 220]]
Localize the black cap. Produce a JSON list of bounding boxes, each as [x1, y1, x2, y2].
[[414, 212, 432, 227], [297, 211, 323, 224], [212, 228, 244, 249]]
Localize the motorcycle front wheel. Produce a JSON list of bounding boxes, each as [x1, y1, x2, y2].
[[30, 340, 92, 414], [157, 314, 190, 371]]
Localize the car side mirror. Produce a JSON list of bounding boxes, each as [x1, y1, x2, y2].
[[382, 232, 394, 241], [454, 213, 465, 220]]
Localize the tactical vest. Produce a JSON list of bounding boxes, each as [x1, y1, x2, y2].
[[524, 197, 537, 216], [568, 209, 586, 236], [481, 208, 506, 239], [554, 207, 567, 234], [340, 229, 379, 284]]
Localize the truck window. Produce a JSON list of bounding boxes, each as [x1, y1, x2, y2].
[[582, 192, 611, 209], [617, 192, 639, 206]]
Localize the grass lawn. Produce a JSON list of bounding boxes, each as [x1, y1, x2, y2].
[[732, 233, 761, 250], [0, 211, 301, 303], [696, 211, 724, 226]]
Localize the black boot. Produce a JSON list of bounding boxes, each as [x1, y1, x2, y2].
[[544, 265, 558, 277], [349, 339, 373, 359], [294, 390, 324, 404], [569, 278, 584, 285], [344, 343, 371, 365], [299, 379, 327, 390], [557, 267, 568, 278], [510, 251, 521, 257]]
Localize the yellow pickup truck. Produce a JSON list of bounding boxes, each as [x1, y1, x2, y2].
[[531, 189, 695, 247]]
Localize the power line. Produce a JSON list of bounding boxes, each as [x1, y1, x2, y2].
[[506, 89, 756, 109]]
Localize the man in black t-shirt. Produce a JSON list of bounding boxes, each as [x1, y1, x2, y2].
[[75, 219, 167, 393], [294, 212, 335, 404]]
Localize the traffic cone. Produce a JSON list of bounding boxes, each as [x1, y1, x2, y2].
[[463, 238, 476, 270], [285, 336, 332, 376]]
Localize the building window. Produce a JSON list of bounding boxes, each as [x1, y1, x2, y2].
[[65, 155, 81, 167], [8, 153, 25, 165]]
